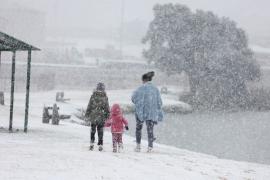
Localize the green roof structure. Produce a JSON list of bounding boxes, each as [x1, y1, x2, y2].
[[0, 31, 40, 132]]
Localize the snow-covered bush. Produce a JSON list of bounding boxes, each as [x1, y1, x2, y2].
[[120, 103, 192, 114], [248, 88, 270, 111]]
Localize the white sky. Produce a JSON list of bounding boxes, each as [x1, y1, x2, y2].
[[2, 0, 270, 36]]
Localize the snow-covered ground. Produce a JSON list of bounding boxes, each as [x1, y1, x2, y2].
[[1, 90, 270, 180]]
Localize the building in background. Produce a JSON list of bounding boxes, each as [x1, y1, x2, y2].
[[0, 7, 46, 47]]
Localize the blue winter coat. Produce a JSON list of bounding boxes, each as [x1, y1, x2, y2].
[[132, 82, 163, 122]]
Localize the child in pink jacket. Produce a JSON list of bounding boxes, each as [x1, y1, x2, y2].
[[105, 104, 129, 153]]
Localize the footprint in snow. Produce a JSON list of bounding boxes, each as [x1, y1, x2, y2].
[[200, 171, 208, 176], [217, 177, 228, 180], [244, 169, 255, 174], [184, 167, 193, 171], [166, 163, 174, 167]]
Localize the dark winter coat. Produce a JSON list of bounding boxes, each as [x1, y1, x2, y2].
[[85, 90, 110, 125]]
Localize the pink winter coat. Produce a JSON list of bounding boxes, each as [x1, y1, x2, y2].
[[105, 104, 128, 133]]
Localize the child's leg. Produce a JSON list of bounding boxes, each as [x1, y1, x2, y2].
[[112, 133, 117, 152], [118, 133, 123, 150], [118, 133, 123, 144]]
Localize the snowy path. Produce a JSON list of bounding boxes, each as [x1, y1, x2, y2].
[[1, 91, 270, 179]]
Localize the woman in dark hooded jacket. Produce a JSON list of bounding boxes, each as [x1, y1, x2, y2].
[[85, 83, 110, 151]]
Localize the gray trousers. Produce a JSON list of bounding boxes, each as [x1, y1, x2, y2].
[[136, 117, 155, 148]]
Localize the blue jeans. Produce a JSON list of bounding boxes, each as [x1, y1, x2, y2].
[[136, 117, 155, 148]]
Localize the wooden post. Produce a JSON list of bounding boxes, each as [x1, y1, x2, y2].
[[24, 50, 32, 133], [0, 51, 1, 90], [0, 51, 3, 105], [9, 51, 16, 132], [0, 92, 4, 105], [0, 51, 1, 73]]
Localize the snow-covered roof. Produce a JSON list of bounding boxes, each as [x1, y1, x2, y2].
[[0, 31, 40, 51]]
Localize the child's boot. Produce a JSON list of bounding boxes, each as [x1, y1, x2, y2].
[[118, 143, 123, 152]]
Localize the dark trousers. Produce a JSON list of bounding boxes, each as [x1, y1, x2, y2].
[[136, 118, 155, 148], [90, 123, 104, 145], [112, 133, 123, 150]]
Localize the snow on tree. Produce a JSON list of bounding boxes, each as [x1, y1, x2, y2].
[[143, 3, 261, 109]]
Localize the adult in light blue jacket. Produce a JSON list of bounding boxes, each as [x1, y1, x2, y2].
[[132, 71, 163, 152]]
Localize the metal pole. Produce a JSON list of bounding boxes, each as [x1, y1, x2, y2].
[[9, 51, 16, 132], [0, 51, 2, 90], [0, 51, 1, 71], [120, 0, 125, 59], [24, 50, 32, 133], [0, 51, 3, 106]]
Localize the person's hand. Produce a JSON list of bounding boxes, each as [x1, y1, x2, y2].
[[125, 126, 129, 131]]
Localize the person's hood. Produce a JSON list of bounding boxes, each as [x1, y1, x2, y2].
[[93, 90, 106, 97], [110, 104, 122, 116], [96, 82, 105, 91]]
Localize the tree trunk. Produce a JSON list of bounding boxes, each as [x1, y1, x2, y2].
[[0, 91, 4, 105], [187, 73, 198, 96]]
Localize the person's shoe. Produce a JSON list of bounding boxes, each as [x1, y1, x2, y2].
[[98, 145, 103, 151], [134, 144, 141, 152], [113, 148, 117, 153], [147, 147, 153, 153], [89, 143, 94, 151], [118, 143, 123, 152]]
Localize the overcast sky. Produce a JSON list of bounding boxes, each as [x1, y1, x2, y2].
[[2, 0, 270, 37]]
